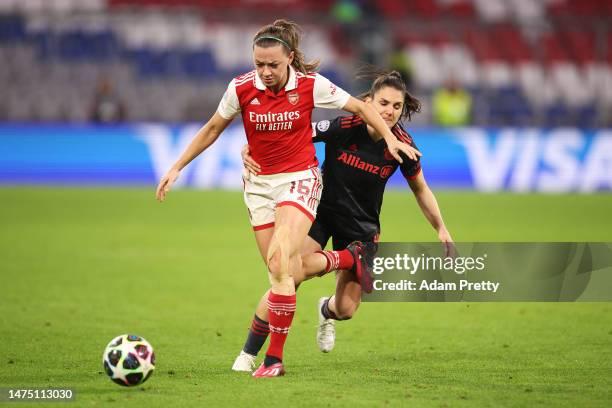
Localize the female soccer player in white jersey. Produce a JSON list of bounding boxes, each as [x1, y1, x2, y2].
[[155, 20, 420, 378]]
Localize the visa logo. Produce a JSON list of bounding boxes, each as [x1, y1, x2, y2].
[[456, 129, 612, 192]]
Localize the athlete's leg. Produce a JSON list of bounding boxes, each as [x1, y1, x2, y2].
[[298, 214, 336, 281], [301, 252, 328, 279], [316, 235, 378, 353], [301, 247, 360, 353], [235, 226, 307, 360], [325, 270, 361, 320], [235, 234, 322, 369], [254, 227, 275, 262], [315, 269, 362, 353], [249, 232, 364, 354], [301, 249, 355, 280], [254, 235, 322, 320], [321, 235, 377, 320], [265, 205, 314, 286], [231, 227, 275, 371], [258, 205, 313, 370], [240, 168, 324, 376], [250, 226, 276, 321]]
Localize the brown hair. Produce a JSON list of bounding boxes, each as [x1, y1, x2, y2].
[[358, 67, 421, 122], [253, 19, 320, 74]]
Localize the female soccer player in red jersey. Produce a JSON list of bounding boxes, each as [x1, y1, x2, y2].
[[233, 70, 452, 368], [155, 21, 420, 378]]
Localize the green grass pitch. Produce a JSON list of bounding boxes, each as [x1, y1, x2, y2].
[[0, 187, 611, 407]]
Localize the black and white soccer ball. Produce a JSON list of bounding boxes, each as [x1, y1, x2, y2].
[[102, 334, 155, 387]]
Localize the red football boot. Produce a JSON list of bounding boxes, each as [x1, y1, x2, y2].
[[252, 362, 285, 378], [346, 241, 377, 293]]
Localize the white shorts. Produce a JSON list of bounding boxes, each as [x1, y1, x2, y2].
[[243, 167, 323, 231]]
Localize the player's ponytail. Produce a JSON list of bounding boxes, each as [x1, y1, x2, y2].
[[357, 67, 421, 121], [253, 19, 320, 74]]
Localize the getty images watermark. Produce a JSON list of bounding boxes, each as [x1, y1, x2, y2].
[[362, 243, 612, 302], [372, 252, 497, 292]]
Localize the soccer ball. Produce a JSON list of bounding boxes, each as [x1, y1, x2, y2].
[[102, 334, 155, 387]]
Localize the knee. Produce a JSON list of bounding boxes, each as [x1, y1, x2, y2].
[[266, 226, 291, 278], [267, 251, 283, 279], [267, 237, 300, 282], [268, 248, 300, 276]]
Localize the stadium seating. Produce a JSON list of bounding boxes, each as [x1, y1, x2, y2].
[[0, 0, 610, 126]]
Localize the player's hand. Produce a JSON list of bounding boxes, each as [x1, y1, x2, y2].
[[155, 168, 180, 202], [438, 228, 456, 258], [387, 138, 421, 163], [241, 144, 261, 175]]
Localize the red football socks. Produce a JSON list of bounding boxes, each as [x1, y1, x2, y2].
[[265, 292, 296, 365], [316, 249, 355, 272]]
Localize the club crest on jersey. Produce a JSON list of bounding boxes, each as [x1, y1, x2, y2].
[[317, 120, 330, 132], [287, 92, 299, 105], [380, 165, 394, 179]]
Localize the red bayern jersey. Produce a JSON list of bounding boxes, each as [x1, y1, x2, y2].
[[217, 66, 350, 175]]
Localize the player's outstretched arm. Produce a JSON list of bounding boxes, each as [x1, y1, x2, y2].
[[156, 112, 233, 202], [408, 172, 453, 246], [341, 96, 422, 163]]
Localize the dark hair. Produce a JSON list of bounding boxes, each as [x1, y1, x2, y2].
[[253, 19, 320, 74], [357, 67, 421, 122]]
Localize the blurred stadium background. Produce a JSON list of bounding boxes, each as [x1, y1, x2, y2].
[[0, 0, 611, 192], [0, 0, 610, 126], [1, 2, 611, 405]]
